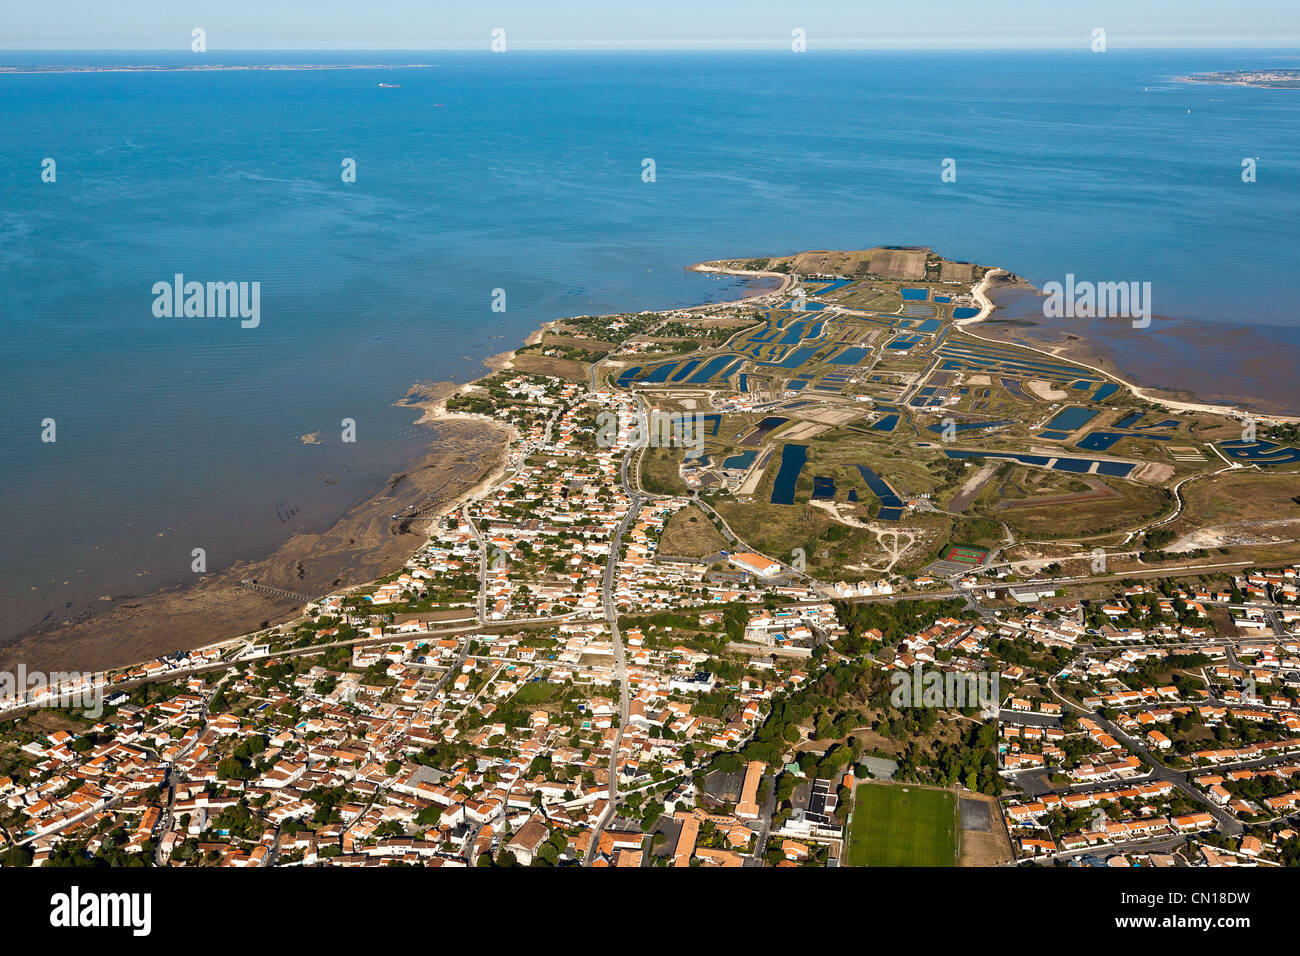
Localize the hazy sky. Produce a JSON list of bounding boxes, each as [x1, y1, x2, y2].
[[4, 0, 1298, 50]]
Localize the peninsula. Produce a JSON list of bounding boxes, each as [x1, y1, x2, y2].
[[3, 248, 1298, 870]]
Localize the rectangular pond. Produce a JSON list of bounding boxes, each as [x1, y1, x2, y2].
[[770, 444, 809, 505]]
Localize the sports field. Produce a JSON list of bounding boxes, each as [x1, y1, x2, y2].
[[845, 783, 958, 867], [942, 543, 988, 566]]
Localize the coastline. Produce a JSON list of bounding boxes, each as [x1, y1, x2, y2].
[[1178, 73, 1300, 89], [685, 262, 797, 300], [0, 417, 513, 675], [0, 270, 782, 674], [9, 250, 1288, 677], [960, 271, 1300, 424]]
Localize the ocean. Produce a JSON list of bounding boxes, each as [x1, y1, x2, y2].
[[2, 48, 1298, 645]]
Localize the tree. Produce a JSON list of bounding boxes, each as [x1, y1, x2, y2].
[[1, 845, 32, 867], [217, 756, 251, 781], [416, 805, 443, 827]]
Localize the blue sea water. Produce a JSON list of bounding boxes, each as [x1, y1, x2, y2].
[[2, 48, 1299, 644]]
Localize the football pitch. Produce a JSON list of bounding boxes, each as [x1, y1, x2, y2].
[[845, 784, 958, 867]]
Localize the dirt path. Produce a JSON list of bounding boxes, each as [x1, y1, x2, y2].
[[949, 462, 997, 512]]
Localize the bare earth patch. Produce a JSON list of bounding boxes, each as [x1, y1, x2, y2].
[[958, 792, 1015, 866], [1026, 379, 1067, 401]]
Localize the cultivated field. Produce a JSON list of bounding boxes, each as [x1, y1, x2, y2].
[[867, 247, 928, 280], [509, 352, 589, 382]]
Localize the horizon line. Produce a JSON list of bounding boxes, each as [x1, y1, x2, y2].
[[2, 44, 1298, 54]]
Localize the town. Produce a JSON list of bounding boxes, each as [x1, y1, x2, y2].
[[3, 248, 1299, 869]]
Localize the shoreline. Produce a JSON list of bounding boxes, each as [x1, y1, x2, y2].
[[0, 416, 513, 674], [9, 250, 1288, 677], [960, 270, 1300, 425], [0, 269, 782, 674]]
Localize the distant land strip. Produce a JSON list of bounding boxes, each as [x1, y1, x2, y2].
[[1180, 69, 1300, 89], [0, 63, 436, 74]]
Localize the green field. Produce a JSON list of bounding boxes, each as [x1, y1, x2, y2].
[[845, 784, 958, 867], [510, 681, 560, 706]]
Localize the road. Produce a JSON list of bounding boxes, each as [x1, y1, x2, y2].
[[742, 774, 781, 866], [463, 501, 489, 627], [583, 400, 645, 865], [1030, 662, 1244, 839], [153, 669, 234, 863]]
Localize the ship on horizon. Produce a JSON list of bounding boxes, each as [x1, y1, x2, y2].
[[378, 82, 401, 88]]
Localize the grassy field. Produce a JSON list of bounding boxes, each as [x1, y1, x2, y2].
[[511, 680, 560, 706], [1168, 470, 1300, 536], [846, 783, 958, 867], [658, 505, 730, 558], [985, 467, 1168, 541], [639, 446, 689, 496]]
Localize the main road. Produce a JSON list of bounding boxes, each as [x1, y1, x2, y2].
[[583, 400, 647, 865]]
